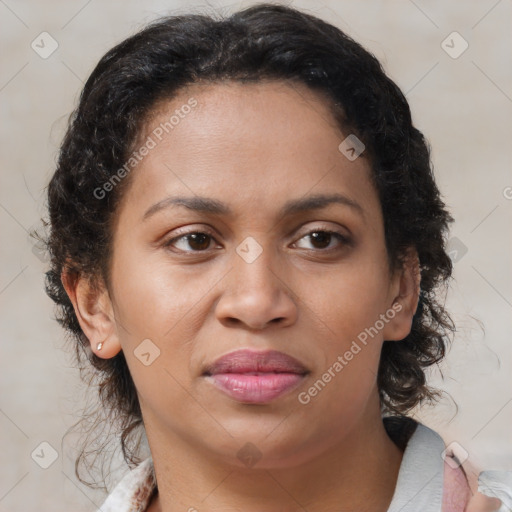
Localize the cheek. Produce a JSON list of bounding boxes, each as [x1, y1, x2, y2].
[[300, 282, 383, 435], [303, 258, 391, 341], [110, 240, 205, 342], [109, 241, 221, 400], [109, 244, 202, 424], [295, 250, 390, 400]]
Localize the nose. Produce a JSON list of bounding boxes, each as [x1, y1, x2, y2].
[[215, 246, 298, 331]]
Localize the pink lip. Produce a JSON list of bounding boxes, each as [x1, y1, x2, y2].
[[203, 349, 309, 404]]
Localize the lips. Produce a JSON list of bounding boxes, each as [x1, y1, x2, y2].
[[203, 349, 309, 375], [203, 349, 309, 404]]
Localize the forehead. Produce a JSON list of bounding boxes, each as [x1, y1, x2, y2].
[[117, 80, 380, 226], [142, 79, 343, 157]]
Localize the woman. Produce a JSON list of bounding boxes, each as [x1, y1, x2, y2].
[[42, 3, 505, 511]]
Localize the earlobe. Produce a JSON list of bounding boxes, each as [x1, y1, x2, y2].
[[382, 248, 421, 341], [61, 269, 122, 359]]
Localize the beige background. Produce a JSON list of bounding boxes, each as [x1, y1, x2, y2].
[[1, 0, 511, 510]]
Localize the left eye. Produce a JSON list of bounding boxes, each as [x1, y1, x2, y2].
[[293, 230, 349, 251]]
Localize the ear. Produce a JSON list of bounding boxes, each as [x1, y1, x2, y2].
[[382, 247, 421, 342], [61, 269, 122, 359]]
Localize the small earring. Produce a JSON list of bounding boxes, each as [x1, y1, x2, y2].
[[96, 341, 104, 351]]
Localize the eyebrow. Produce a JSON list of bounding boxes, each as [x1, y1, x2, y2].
[[142, 192, 364, 221]]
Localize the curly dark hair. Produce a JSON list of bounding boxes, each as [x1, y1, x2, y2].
[[39, 2, 454, 490]]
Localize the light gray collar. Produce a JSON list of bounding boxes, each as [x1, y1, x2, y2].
[[386, 423, 445, 512]]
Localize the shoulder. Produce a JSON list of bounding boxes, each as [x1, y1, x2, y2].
[[385, 416, 504, 512], [441, 453, 472, 512], [99, 456, 157, 512]]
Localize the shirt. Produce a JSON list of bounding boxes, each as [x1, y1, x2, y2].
[[98, 418, 506, 512]]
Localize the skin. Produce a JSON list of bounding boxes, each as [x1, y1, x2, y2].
[[63, 80, 420, 512]]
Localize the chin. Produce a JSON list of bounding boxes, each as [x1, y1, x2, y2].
[[207, 427, 329, 470]]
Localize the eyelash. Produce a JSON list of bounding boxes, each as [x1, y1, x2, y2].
[[163, 227, 351, 255]]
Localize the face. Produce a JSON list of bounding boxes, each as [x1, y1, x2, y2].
[[71, 80, 418, 469]]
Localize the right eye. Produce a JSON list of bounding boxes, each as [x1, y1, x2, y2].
[[164, 230, 219, 253]]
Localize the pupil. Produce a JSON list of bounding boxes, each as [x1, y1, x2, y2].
[[189, 233, 210, 250], [311, 231, 330, 248]]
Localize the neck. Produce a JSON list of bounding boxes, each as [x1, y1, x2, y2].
[[145, 393, 403, 512]]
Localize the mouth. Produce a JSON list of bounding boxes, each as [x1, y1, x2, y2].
[[202, 349, 309, 404]]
